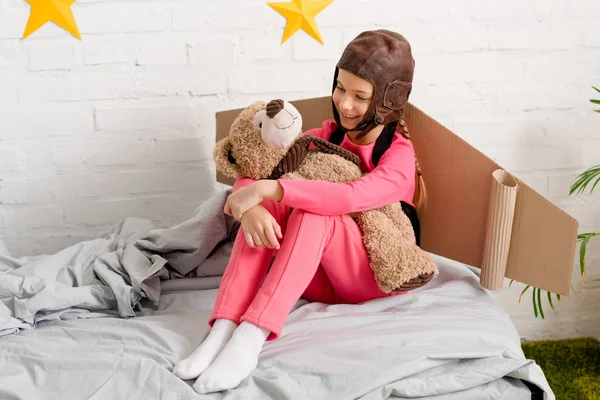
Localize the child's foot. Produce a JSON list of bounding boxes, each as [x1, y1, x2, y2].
[[193, 321, 270, 394], [172, 319, 238, 380]]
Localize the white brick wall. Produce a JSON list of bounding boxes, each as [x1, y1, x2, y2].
[[0, 0, 599, 341]]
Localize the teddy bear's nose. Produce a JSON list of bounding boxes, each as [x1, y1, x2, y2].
[[266, 99, 284, 118]]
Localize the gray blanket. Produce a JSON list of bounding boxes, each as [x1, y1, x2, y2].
[[0, 189, 239, 336], [0, 256, 555, 400]]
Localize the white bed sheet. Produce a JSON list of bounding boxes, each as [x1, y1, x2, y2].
[[0, 253, 554, 399]]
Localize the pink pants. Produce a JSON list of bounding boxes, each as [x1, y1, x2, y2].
[[209, 197, 404, 341]]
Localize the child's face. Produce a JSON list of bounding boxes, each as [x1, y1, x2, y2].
[[333, 69, 374, 131]]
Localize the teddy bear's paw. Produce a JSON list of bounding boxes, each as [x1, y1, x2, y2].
[[371, 239, 439, 293], [352, 208, 439, 293]]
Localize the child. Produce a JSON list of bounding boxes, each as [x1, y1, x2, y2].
[[173, 29, 427, 394]]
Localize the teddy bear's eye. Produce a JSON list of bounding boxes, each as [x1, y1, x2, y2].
[[227, 149, 237, 164], [252, 110, 266, 129]]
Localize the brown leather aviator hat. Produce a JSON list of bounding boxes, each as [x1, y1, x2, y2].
[[332, 29, 415, 139]]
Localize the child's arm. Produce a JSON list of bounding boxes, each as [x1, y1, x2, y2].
[[275, 136, 416, 215]]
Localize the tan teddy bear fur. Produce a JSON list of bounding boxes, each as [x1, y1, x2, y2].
[[213, 100, 438, 293]]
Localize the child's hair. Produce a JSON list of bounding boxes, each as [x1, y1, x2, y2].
[[397, 117, 427, 211]]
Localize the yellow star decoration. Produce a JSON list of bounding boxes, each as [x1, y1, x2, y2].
[[22, 0, 81, 40], [267, 0, 334, 45]]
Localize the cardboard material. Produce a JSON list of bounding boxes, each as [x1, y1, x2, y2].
[[480, 170, 518, 291], [215, 96, 579, 296]]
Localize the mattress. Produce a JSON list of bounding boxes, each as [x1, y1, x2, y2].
[[0, 253, 554, 399]]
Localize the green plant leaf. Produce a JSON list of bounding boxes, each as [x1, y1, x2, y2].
[[533, 287, 538, 318], [593, 87, 600, 111], [577, 232, 600, 291], [578, 232, 600, 241], [547, 291, 555, 310], [538, 288, 545, 319], [580, 235, 589, 276], [592, 86, 600, 111], [519, 285, 530, 303], [569, 165, 600, 195]]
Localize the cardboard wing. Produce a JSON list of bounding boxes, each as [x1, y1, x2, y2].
[[215, 96, 579, 296]]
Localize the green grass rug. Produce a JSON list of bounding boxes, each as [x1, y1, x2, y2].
[[521, 337, 600, 400]]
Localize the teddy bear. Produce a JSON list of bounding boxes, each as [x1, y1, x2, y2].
[[213, 99, 438, 293]]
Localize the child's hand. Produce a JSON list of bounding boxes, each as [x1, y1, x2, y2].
[[240, 205, 283, 249], [224, 183, 263, 221], [224, 180, 283, 221]]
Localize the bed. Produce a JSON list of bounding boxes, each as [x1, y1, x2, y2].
[[0, 189, 554, 399]]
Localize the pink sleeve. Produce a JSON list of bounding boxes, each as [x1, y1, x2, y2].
[[276, 136, 416, 215], [302, 120, 336, 141]]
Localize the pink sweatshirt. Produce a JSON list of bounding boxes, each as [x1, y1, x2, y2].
[[234, 119, 416, 216]]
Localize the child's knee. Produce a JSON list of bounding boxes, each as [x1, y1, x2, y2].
[[287, 209, 333, 230]]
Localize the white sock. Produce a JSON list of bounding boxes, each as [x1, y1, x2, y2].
[[193, 321, 270, 394], [172, 319, 238, 380]]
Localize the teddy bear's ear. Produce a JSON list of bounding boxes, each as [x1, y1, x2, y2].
[[213, 137, 241, 178]]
